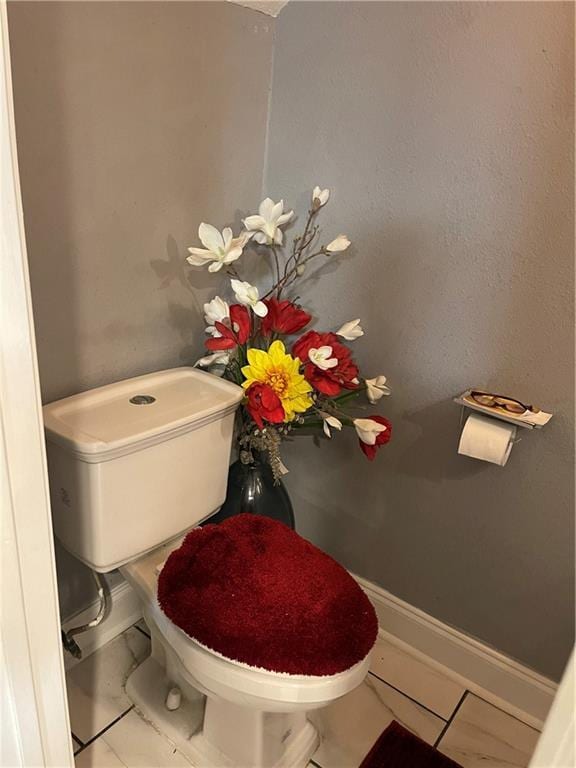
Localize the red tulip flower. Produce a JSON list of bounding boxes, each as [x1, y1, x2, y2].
[[246, 382, 285, 429], [292, 330, 359, 396], [205, 304, 250, 351], [260, 299, 311, 336]]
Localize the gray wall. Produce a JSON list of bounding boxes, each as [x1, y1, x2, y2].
[[265, 2, 574, 680], [9, 0, 574, 679], [8, 0, 274, 617]]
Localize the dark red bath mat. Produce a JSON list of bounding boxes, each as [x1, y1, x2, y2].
[[158, 514, 378, 676], [359, 721, 463, 768]]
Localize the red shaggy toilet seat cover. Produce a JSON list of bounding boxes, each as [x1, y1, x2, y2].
[[157, 514, 378, 676]]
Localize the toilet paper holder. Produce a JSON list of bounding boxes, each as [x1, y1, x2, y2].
[[455, 390, 553, 466], [454, 389, 553, 431]]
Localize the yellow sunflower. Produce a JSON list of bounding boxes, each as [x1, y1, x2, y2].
[[241, 340, 313, 422]]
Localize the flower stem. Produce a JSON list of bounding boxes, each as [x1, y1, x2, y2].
[[270, 246, 282, 296], [265, 247, 328, 299], [263, 208, 324, 300], [226, 265, 241, 280], [331, 387, 365, 405]]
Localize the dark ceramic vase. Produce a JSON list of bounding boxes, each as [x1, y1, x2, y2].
[[207, 454, 295, 530]]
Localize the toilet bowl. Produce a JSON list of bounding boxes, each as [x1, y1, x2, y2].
[[43, 368, 376, 768], [120, 532, 372, 767]]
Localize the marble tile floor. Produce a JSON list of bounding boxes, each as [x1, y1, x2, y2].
[[69, 620, 541, 768]]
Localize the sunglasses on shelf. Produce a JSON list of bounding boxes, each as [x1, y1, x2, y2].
[[469, 390, 539, 415]]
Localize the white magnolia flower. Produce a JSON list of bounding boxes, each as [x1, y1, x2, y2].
[[312, 186, 330, 208], [242, 198, 294, 246], [320, 413, 342, 438], [365, 375, 391, 404], [354, 417, 388, 446], [194, 351, 230, 369], [203, 296, 229, 337], [187, 224, 249, 273], [326, 234, 351, 253], [230, 279, 268, 318], [336, 319, 364, 341], [309, 346, 338, 370]]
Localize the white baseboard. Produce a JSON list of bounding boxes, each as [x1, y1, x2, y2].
[[60, 569, 557, 729], [354, 574, 557, 729], [62, 580, 142, 672]]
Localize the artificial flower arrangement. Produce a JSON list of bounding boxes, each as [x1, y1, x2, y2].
[[186, 187, 392, 482]]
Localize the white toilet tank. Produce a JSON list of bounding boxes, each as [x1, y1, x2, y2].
[[43, 368, 243, 572]]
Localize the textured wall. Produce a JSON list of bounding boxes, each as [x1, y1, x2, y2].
[[9, 0, 574, 678], [266, 1, 574, 679], [8, 0, 273, 617]]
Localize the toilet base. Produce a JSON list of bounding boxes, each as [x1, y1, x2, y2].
[[126, 656, 319, 768]]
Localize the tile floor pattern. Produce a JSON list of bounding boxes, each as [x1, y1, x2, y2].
[[69, 621, 541, 768]]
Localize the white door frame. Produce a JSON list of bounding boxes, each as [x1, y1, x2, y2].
[[530, 650, 574, 768], [0, 2, 73, 765]]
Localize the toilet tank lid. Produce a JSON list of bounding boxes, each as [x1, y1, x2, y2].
[[43, 368, 243, 460]]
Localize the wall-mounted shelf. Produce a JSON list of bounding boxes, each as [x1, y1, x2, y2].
[[454, 390, 553, 431]]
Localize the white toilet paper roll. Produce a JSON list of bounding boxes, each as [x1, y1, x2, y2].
[[458, 412, 517, 466]]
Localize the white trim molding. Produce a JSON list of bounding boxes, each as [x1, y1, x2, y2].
[[1, 2, 73, 764], [354, 574, 557, 729], [70, 572, 558, 732], [530, 650, 574, 767]]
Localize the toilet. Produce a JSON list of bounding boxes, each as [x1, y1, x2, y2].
[[43, 367, 376, 768]]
